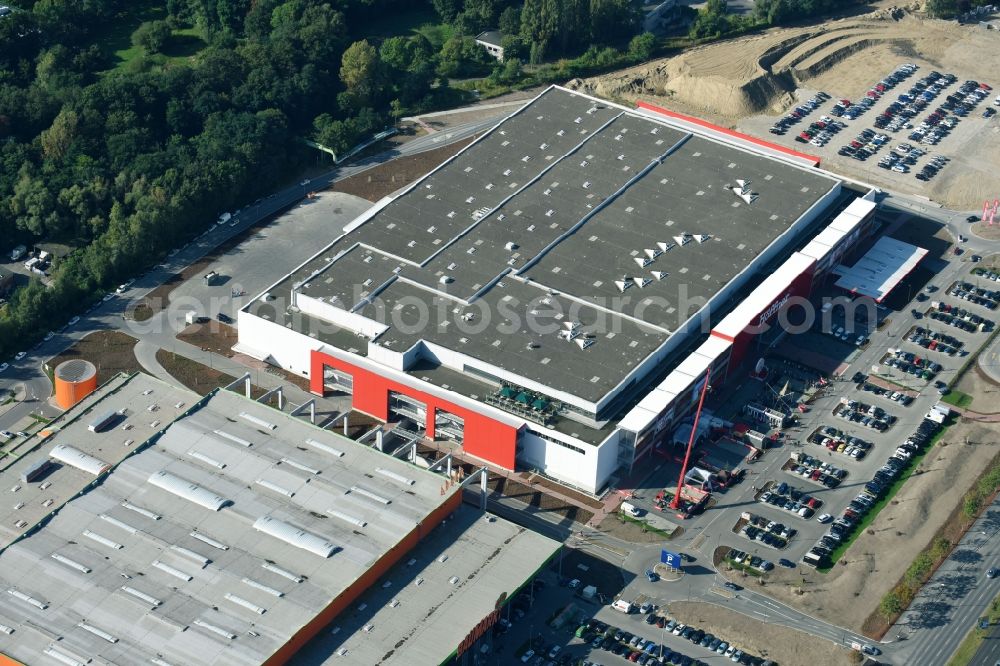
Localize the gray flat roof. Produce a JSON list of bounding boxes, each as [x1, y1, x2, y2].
[[294, 504, 560, 665], [0, 373, 196, 550], [255, 86, 840, 405], [360, 277, 668, 402], [0, 384, 464, 666]]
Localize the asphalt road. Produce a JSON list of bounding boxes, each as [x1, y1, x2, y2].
[[973, 618, 1000, 666], [891, 500, 1000, 665]]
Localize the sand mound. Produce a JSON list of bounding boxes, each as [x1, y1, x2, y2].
[[569, 8, 944, 120]]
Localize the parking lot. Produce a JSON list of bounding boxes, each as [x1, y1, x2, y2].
[[515, 595, 781, 666], [742, 61, 999, 204], [164, 192, 372, 322]]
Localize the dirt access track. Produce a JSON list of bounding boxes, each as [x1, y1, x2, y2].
[[569, 5, 1000, 209]]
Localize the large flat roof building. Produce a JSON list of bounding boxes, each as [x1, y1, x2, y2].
[[237, 86, 881, 494], [0, 374, 558, 666]]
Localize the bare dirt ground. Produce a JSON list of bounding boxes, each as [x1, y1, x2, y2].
[[47, 331, 141, 384], [155, 349, 238, 395], [331, 137, 476, 202], [972, 222, 1000, 241], [955, 365, 1000, 414], [722, 418, 999, 635], [667, 601, 860, 666], [570, 6, 1000, 209]]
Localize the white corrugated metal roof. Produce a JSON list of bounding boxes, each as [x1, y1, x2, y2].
[[252, 515, 337, 559], [618, 405, 661, 433], [834, 236, 927, 302], [673, 351, 713, 382], [49, 445, 110, 477], [799, 238, 832, 261], [713, 252, 815, 340], [694, 334, 731, 363], [147, 470, 231, 512]]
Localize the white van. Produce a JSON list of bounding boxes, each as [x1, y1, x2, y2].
[[620, 502, 642, 517], [612, 599, 634, 613]]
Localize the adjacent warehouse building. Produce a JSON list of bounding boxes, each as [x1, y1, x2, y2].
[[0, 374, 558, 666], [236, 85, 884, 495]]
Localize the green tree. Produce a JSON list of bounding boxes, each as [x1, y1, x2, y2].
[[879, 591, 903, 618], [520, 0, 560, 50], [40, 108, 79, 161], [628, 32, 656, 61], [432, 0, 462, 22], [498, 5, 520, 35], [926, 0, 958, 17], [131, 20, 173, 54], [340, 39, 382, 106], [437, 35, 492, 78], [589, 0, 640, 44]]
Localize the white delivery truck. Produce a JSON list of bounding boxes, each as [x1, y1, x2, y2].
[[620, 502, 642, 517], [611, 599, 634, 613]]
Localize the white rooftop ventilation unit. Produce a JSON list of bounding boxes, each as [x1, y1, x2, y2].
[[7, 588, 47, 610], [614, 276, 635, 293], [728, 179, 758, 204], [657, 241, 676, 252], [644, 248, 662, 260], [557, 321, 581, 341], [239, 412, 276, 430], [49, 445, 111, 476], [147, 471, 231, 511], [634, 256, 652, 268], [694, 234, 712, 243], [252, 515, 337, 558], [575, 338, 595, 350], [439, 275, 453, 285], [673, 234, 692, 246], [651, 271, 668, 281], [633, 277, 652, 288]]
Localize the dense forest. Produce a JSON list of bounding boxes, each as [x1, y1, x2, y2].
[[0, 0, 650, 356]]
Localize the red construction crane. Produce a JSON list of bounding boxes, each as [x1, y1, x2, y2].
[[670, 365, 712, 510]]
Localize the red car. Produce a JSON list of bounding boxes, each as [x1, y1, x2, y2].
[[811, 469, 823, 480], [629, 651, 641, 662], [980, 83, 992, 90]]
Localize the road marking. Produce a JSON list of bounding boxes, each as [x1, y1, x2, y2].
[[709, 586, 735, 599]]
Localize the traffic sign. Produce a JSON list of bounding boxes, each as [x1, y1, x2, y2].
[[660, 550, 682, 568]]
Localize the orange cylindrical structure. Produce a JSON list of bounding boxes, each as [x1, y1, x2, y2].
[[54, 359, 98, 410]]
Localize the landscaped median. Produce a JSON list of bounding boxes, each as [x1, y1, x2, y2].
[[940, 389, 973, 409], [616, 511, 677, 539], [817, 416, 955, 574], [946, 594, 1000, 666]]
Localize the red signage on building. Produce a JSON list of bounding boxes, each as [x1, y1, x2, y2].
[[456, 592, 507, 656]]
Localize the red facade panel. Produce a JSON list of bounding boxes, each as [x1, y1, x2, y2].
[[728, 266, 814, 369], [310, 351, 519, 470], [636, 101, 822, 167]]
